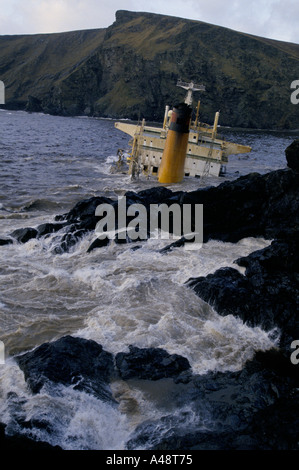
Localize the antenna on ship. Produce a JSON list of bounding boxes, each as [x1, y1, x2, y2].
[[176, 79, 205, 106]]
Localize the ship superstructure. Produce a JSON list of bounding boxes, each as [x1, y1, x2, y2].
[[113, 80, 251, 180]]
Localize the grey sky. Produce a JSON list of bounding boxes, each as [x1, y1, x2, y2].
[[0, 0, 298, 43]]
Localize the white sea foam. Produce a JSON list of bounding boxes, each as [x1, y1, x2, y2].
[[0, 111, 290, 449], [71, 236, 277, 374], [0, 359, 133, 450]]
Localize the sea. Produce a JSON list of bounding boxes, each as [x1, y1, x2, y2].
[[0, 109, 296, 450]]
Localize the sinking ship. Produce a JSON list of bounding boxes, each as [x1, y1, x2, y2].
[[112, 80, 251, 183]]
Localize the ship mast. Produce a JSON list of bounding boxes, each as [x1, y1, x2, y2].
[[176, 79, 205, 106]]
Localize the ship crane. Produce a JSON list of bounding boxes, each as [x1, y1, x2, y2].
[[176, 80, 205, 106], [113, 79, 252, 181]]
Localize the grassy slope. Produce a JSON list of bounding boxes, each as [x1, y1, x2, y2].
[[1, 10, 298, 128], [96, 11, 299, 127], [0, 29, 105, 103]]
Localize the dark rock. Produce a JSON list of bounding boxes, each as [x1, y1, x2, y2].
[[25, 95, 43, 113], [159, 237, 188, 253], [5, 158, 298, 255], [130, 245, 142, 252], [129, 393, 299, 450], [187, 234, 299, 355], [60, 168, 298, 249], [54, 214, 68, 222], [51, 224, 90, 253], [0, 422, 62, 450], [77, 166, 299, 252], [36, 222, 66, 237], [115, 345, 191, 381], [285, 139, 299, 171], [48, 196, 115, 252], [126, 350, 299, 450], [59, 229, 87, 252], [87, 237, 110, 253], [187, 266, 251, 318], [66, 196, 113, 223], [10, 227, 38, 243], [0, 238, 13, 246], [15, 335, 116, 404], [132, 187, 174, 206], [182, 169, 299, 243], [236, 232, 299, 273]]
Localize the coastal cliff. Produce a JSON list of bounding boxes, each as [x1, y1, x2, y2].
[[1, 10, 299, 129]]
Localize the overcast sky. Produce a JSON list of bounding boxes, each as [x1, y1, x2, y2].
[[0, 0, 298, 43]]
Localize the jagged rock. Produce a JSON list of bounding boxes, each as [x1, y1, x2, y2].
[[159, 237, 187, 253], [115, 345, 191, 381], [53, 229, 87, 254], [69, 168, 297, 252], [87, 237, 110, 253], [2, 11, 299, 129], [179, 168, 299, 242], [15, 336, 116, 404], [65, 196, 113, 223], [187, 233, 299, 354], [126, 350, 299, 450], [25, 95, 43, 113], [0, 422, 62, 450], [128, 393, 299, 450], [4, 162, 299, 254], [127, 187, 174, 206], [0, 238, 13, 246], [36, 222, 66, 237], [285, 139, 299, 171], [10, 227, 38, 243]]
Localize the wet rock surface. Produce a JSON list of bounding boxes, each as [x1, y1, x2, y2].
[[127, 350, 299, 450], [0, 238, 13, 246], [1, 336, 297, 450], [0, 422, 63, 450], [187, 233, 299, 356], [285, 139, 299, 172], [4, 164, 298, 253], [0, 336, 299, 450], [16, 335, 116, 403], [36, 222, 67, 238], [115, 345, 191, 380], [182, 168, 299, 243], [10, 227, 38, 244], [1, 144, 298, 449]]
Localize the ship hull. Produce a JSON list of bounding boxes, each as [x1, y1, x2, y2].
[[138, 146, 222, 178], [114, 121, 249, 179], [113, 81, 251, 181]]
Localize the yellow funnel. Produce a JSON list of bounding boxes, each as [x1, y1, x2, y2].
[[158, 103, 192, 184]]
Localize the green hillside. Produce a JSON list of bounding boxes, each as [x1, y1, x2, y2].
[[1, 10, 299, 129]]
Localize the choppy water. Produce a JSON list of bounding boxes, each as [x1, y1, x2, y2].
[[0, 110, 295, 449]]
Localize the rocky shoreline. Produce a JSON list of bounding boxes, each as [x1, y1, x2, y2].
[[1, 141, 298, 450], [1, 336, 298, 450]]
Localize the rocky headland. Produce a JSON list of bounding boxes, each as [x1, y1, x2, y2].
[[1, 140, 298, 450], [1, 10, 299, 129]]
